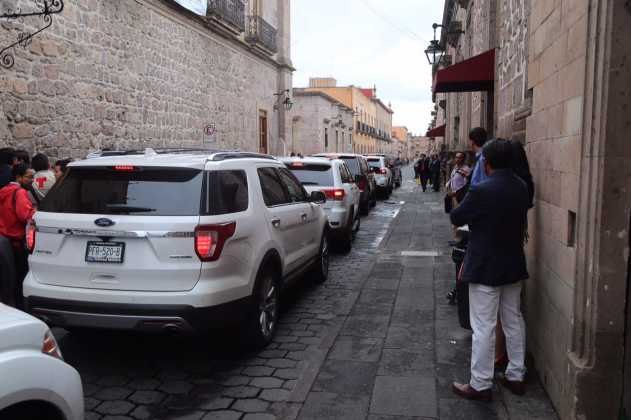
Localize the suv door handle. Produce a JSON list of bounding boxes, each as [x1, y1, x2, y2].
[[300, 213, 308, 223], [271, 218, 281, 228]]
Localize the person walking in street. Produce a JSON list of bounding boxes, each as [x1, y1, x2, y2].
[[415, 154, 431, 192], [430, 154, 442, 192], [31, 153, 56, 200], [0, 163, 36, 308], [449, 139, 529, 401]]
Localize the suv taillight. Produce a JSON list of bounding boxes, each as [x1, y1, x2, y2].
[[42, 330, 63, 360], [379, 168, 387, 175], [322, 189, 345, 201], [194, 222, 236, 262], [26, 221, 36, 254]]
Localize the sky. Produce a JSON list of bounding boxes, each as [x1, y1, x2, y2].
[[291, 0, 444, 136]]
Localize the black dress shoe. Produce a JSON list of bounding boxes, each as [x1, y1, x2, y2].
[[452, 382, 492, 401]]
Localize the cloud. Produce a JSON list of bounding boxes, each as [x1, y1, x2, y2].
[[291, 0, 443, 134]]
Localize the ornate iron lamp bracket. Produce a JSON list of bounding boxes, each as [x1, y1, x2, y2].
[[1, 0, 64, 69]]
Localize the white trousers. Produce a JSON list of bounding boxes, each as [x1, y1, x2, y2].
[[469, 282, 526, 391]]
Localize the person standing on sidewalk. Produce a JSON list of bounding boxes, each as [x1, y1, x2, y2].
[[430, 154, 442, 192], [0, 164, 36, 308], [415, 154, 431, 192], [449, 139, 529, 401], [446, 152, 470, 207], [468, 127, 489, 187]]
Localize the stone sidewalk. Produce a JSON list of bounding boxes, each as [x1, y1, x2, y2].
[[282, 176, 559, 420]]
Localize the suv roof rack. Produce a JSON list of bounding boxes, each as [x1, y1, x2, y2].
[[210, 152, 276, 162], [86, 147, 231, 159]]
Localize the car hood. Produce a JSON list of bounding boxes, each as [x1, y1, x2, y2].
[[0, 304, 48, 352]]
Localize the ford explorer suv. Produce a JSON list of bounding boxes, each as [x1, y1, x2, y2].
[[23, 149, 329, 348]]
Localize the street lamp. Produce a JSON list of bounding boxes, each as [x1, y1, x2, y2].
[[274, 89, 293, 111], [424, 23, 445, 65]]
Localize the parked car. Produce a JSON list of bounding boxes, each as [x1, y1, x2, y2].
[[312, 153, 376, 215], [23, 149, 329, 348], [282, 157, 361, 253], [365, 155, 393, 198], [0, 304, 84, 420]]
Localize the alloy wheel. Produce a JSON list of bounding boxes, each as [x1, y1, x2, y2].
[[258, 275, 277, 339]]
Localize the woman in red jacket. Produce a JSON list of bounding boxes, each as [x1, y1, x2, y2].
[[0, 163, 36, 307]]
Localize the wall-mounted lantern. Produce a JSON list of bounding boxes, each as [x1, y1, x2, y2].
[[274, 89, 293, 111]]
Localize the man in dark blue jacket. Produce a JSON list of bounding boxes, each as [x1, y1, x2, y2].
[[0, 148, 16, 189], [450, 139, 529, 401]]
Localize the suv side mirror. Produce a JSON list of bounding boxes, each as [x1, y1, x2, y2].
[[310, 191, 326, 204]]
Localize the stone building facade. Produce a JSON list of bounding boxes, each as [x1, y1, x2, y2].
[[0, 0, 292, 159], [432, 0, 631, 418], [290, 88, 353, 155], [304, 78, 394, 155], [392, 126, 409, 159]]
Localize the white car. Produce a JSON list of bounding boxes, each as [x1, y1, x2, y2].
[[23, 149, 329, 348], [366, 155, 393, 198], [282, 157, 361, 252], [0, 304, 83, 420]]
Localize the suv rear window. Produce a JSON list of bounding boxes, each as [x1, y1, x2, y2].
[[287, 164, 334, 186], [40, 167, 204, 216], [204, 170, 248, 215], [367, 158, 383, 169]]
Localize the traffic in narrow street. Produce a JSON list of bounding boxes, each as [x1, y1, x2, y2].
[[2, 1, 630, 419]]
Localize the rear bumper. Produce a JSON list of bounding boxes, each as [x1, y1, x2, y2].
[[324, 207, 350, 230], [24, 295, 253, 334]]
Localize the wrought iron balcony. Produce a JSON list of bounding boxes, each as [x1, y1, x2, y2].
[[246, 15, 278, 54], [208, 0, 246, 32]]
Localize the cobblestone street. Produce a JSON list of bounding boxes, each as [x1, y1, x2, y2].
[[53, 169, 557, 420]]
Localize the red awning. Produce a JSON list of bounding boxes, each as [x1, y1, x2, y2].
[[433, 49, 496, 94], [426, 124, 445, 137]]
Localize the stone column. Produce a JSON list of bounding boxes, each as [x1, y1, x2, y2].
[[274, 0, 293, 156], [569, 0, 631, 419]]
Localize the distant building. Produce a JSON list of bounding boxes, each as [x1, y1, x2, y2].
[[304, 79, 394, 154], [290, 89, 354, 155], [392, 126, 409, 159]]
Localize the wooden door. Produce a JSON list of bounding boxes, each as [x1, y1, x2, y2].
[[259, 110, 268, 154]]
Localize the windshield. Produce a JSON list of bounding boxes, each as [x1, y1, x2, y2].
[[287, 164, 334, 186], [40, 167, 204, 216]]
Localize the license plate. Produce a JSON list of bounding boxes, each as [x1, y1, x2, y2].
[[85, 241, 125, 264]]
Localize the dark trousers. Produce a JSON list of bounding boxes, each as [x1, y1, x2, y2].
[[432, 172, 441, 191], [0, 236, 16, 307], [420, 175, 429, 191]]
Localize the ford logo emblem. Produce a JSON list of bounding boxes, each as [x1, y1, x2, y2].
[[94, 218, 115, 227]]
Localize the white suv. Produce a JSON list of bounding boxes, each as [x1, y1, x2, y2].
[[23, 149, 329, 348], [366, 155, 393, 198], [0, 304, 83, 420], [281, 157, 361, 253]]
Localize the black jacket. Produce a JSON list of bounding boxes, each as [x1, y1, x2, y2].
[[450, 169, 529, 287], [0, 164, 11, 189]]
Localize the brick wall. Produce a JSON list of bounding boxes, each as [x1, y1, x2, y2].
[[0, 0, 290, 160], [524, 1, 589, 417]]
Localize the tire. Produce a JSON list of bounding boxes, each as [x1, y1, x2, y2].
[[311, 231, 329, 284], [339, 213, 354, 254], [244, 268, 280, 349], [360, 197, 370, 216]]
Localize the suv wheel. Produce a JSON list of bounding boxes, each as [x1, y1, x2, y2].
[[311, 232, 329, 284], [339, 213, 354, 254], [245, 268, 279, 348]]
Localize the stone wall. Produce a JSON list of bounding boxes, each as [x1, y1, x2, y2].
[[0, 0, 291, 160], [495, 0, 530, 141], [524, 0, 588, 417]]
